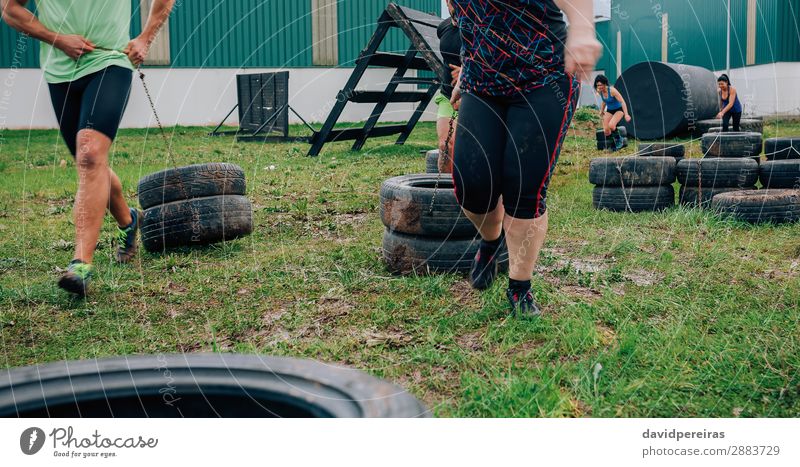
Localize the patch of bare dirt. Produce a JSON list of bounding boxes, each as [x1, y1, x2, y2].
[[449, 280, 481, 309], [456, 330, 485, 352], [362, 328, 414, 348], [623, 269, 664, 286]]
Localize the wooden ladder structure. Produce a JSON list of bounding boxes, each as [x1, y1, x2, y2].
[[307, 3, 445, 156]]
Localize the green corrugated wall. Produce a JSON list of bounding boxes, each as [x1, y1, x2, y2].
[[336, 0, 440, 66], [2, 0, 438, 68], [4, 1, 794, 71], [596, 0, 797, 82]]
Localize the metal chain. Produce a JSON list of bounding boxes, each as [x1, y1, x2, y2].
[[428, 115, 456, 215]]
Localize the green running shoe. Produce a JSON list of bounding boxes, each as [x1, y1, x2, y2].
[[115, 208, 141, 263], [58, 260, 94, 297]]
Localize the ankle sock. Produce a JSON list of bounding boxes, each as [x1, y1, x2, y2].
[[508, 278, 531, 297], [479, 234, 503, 259]]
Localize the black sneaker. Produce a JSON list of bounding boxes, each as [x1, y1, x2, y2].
[[469, 242, 502, 291], [115, 208, 141, 264], [507, 289, 542, 318], [57, 260, 94, 297]]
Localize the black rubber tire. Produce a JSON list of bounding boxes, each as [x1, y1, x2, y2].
[[676, 158, 759, 187], [137, 163, 246, 210], [0, 354, 429, 418], [637, 142, 686, 158], [425, 150, 439, 173], [592, 185, 675, 212], [382, 229, 508, 275], [759, 160, 800, 189], [701, 132, 763, 158], [380, 174, 475, 237], [679, 185, 756, 208], [764, 137, 800, 161], [589, 156, 675, 187], [141, 195, 253, 252], [712, 189, 800, 224], [595, 126, 627, 141], [693, 118, 763, 137]]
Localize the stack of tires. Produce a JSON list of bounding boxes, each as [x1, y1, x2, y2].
[[380, 174, 508, 275], [596, 126, 627, 150], [712, 189, 800, 224], [676, 158, 759, 207], [692, 117, 763, 137], [137, 163, 253, 252], [762, 137, 800, 192], [589, 156, 676, 212], [700, 131, 763, 161], [636, 142, 685, 163]]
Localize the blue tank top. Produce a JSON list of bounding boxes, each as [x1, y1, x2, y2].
[[721, 90, 743, 113], [601, 88, 623, 111]]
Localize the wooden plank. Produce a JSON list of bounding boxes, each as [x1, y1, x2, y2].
[[312, 0, 339, 66], [326, 125, 407, 142], [385, 3, 446, 80], [367, 52, 431, 70], [392, 3, 442, 28], [349, 91, 430, 104]]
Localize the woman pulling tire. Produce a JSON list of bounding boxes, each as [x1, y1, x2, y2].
[[449, 0, 601, 317], [594, 74, 632, 151], [716, 74, 743, 132]]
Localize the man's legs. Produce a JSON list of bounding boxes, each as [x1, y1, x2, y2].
[[72, 129, 132, 264]]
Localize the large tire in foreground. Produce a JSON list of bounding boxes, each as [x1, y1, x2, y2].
[[712, 189, 800, 224], [692, 118, 763, 137], [382, 229, 508, 275], [141, 195, 253, 252], [589, 156, 675, 187], [701, 132, 763, 158], [0, 354, 428, 418], [676, 158, 759, 187], [637, 142, 685, 159], [759, 160, 800, 189], [679, 185, 756, 208], [138, 163, 246, 210], [765, 137, 800, 161], [593, 185, 675, 212], [380, 174, 474, 237], [425, 150, 439, 173]]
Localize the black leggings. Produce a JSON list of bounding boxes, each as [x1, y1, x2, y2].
[[48, 65, 133, 156], [452, 75, 579, 219], [722, 110, 741, 132]]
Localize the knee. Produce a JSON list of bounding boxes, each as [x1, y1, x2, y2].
[[75, 142, 106, 172]]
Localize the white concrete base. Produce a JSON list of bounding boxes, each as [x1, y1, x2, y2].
[[716, 62, 800, 117], [0, 67, 437, 130]]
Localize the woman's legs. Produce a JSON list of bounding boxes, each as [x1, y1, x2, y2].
[[722, 111, 731, 132], [501, 76, 579, 296], [607, 110, 624, 133], [602, 112, 612, 136], [732, 111, 742, 132]]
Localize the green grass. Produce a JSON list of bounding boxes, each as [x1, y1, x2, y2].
[[0, 116, 798, 417]]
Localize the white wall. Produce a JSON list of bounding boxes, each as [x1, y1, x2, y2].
[[0, 67, 437, 130], [718, 62, 800, 117]]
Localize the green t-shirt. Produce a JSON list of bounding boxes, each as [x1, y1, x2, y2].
[[37, 0, 134, 83]]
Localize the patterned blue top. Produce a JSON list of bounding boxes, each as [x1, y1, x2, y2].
[[452, 0, 567, 96]]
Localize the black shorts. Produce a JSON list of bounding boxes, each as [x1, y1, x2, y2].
[[452, 75, 579, 219], [605, 108, 623, 117], [47, 65, 133, 157]]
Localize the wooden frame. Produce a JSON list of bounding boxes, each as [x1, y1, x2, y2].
[[307, 3, 445, 156]]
